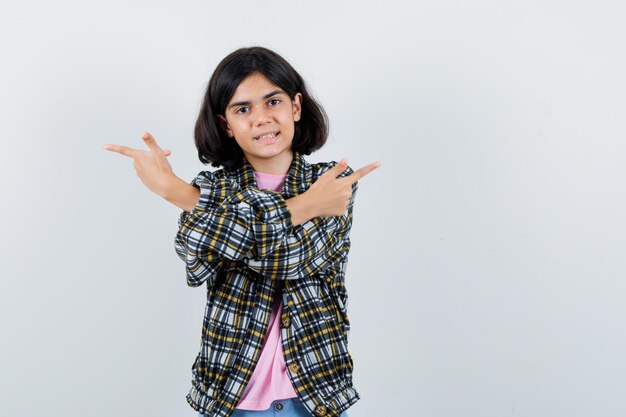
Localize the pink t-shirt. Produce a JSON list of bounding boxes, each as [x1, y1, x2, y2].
[[235, 171, 298, 410]]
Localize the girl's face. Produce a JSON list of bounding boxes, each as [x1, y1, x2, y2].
[[219, 72, 302, 174]]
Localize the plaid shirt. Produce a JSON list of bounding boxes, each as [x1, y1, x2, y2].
[[174, 152, 360, 417]]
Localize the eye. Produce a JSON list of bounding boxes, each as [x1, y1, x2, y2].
[[268, 98, 281, 106], [235, 106, 250, 114]]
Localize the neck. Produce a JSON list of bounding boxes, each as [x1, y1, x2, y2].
[[246, 151, 293, 175]]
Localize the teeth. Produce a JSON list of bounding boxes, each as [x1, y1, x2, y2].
[[256, 133, 276, 140]]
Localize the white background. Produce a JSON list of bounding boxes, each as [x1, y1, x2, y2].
[[1, 1, 625, 416]]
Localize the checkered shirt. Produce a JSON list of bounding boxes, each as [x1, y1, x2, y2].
[[174, 152, 360, 417]]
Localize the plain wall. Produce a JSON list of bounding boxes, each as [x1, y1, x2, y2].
[[1, 1, 625, 416]]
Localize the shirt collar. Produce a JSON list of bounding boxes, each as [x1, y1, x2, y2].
[[233, 152, 310, 198]]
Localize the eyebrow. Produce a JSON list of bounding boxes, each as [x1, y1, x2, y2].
[[228, 90, 286, 109]]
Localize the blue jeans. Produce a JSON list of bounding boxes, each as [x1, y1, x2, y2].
[[198, 397, 349, 417]]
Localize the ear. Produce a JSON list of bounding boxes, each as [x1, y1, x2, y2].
[[292, 93, 302, 122], [216, 115, 234, 138]]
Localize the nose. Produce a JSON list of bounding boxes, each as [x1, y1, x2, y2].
[[253, 106, 271, 126]]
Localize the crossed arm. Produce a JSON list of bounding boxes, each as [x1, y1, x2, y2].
[[104, 132, 379, 287], [173, 170, 359, 285]]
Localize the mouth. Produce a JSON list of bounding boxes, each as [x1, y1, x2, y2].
[[253, 131, 279, 142]]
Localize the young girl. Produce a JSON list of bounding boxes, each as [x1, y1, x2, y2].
[[104, 46, 379, 417]]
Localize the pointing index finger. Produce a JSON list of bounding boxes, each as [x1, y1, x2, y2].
[[103, 143, 139, 158], [345, 161, 381, 184]]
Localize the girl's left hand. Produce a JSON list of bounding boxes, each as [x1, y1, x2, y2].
[[103, 131, 177, 198]]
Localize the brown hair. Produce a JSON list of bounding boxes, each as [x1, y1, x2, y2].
[[194, 46, 329, 170]]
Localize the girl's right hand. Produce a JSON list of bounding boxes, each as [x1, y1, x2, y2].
[[104, 132, 201, 211], [305, 159, 381, 218], [103, 132, 177, 198]]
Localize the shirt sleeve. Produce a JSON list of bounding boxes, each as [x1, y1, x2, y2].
[[239, 181, 357, 280], [174, 170, 294, 286]]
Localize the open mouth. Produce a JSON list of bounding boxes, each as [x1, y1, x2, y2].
[[254, 131, 279, 142]]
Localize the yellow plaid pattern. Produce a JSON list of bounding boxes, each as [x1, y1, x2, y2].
[[175, 153, 360, 417]]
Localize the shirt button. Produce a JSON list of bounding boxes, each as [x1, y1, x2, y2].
[[314, 405, 328, 416], [281, 313, 291, 328], [288, 362, 301, 374]]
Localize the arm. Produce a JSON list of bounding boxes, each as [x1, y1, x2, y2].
[[163, 174, 316, 226], [174, 230, 224, 288], [239, 181, 358, 280], [176, 171, 295, 262], [103, 133, 376, 286], [239, 160, 381, 279], [177, 161, 372, 272], [174, 159, 358, 261], [173, 171, 295, 287], [175, 161, 377, 285]]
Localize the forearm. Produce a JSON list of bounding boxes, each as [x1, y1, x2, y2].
[[175, 165, 353, 264], [242, 189, 356, 280], [164, 172, 312, 222], [178, 184, 294, 262], [244, 224, 351, 280], [162, 175, 200, 212]]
